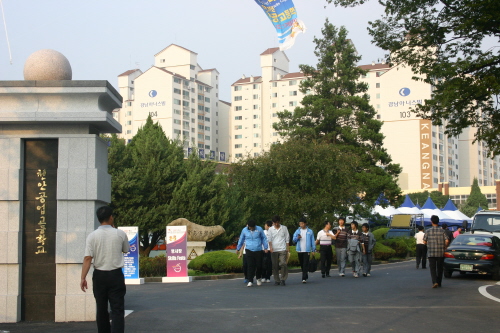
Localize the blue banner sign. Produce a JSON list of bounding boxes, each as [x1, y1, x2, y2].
[[220, 152, 225, 162], [199, 148, 205, 159], [254, 0, 306, 50], [119, 226, 139, 280]]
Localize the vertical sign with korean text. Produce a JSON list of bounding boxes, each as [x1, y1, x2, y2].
[[119, 226, 139, 280], [22, 139, 58, 321], [166, 225, 188, 277]]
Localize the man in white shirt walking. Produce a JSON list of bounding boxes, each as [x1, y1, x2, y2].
[[80, 206, 130, 333], [415, 225, 427, 269], [268, 215, 290, 286]]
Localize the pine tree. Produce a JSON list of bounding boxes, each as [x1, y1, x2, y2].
[[110, 116, 185, 257], [460, 178, 489, 217], [273, 20, 401, 208]]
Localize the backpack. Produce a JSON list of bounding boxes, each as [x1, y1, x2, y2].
[[347, 238, 360, 253]]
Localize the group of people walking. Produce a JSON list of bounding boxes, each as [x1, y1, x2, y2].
[[236, 216, 377, 287]]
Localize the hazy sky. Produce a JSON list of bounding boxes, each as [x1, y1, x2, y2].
[[1, 0, 390, 101]]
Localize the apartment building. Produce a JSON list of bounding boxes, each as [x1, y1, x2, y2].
[[230, 47, 499, 190], [114, 44, 229, 161]]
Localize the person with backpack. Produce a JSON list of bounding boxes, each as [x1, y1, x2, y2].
[[292, 217, 316, 283], [347, 221, 362, 278]]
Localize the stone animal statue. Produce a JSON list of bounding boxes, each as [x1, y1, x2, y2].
[[168, 218, 225, 242]]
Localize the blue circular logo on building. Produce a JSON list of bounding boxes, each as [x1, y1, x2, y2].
[[399, 88, 411, 96], [149, 90, 157, 98]]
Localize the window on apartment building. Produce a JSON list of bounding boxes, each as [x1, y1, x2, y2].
[[253, 105, 259, 109], [235, 116, 242, 120], [273, 132, 278, 136], [376, 83, 380, 88], [289, 80, 297, 86], [198, 95, 204, 101], [198, 85, 204, 90], [272, 93, 278, 98], [376, 93, 380, 99], [235, 135, 242, 139], [205, 126, 210, 131], [361, 73, 368, 78], [160, 59, 165, 63], [198, 125, 204, 130], [174, 119, 181, 125], [254, 133, 259, 138], [234, 96, 242, 101], [235, 125, 242, 130], [191, 128, 195, 133], [235, 153, 243, 158], [206, 87, 211, 93], [127, 111, 132, 115], [198, 134, 204, 140], [254, 153, 259, 157], [234, 86, 242, 91], [253, 115, 259, 119], [205, 117, 210, 122], [253, 124, 259, 128], [174, 109, 181, 115], [253, 94, 259, 99], [183, 80, 190, 86], [289, 91, 297, 96], [272, 82, 278, 87], [254, 143, 259, 147], [205, 97, 210, 103], [235, 106, 242, 111], [127, 130, 132, 134], [183, 90, 189, 97], [174, 77, 181, 84], [198, 143, 204, 148], [190, 65, 195, 70], [126, 121, 132, 125], [191, 98, 195, 103], [198, 115, 204, 120], [198, 105, 204, 111], [174, 129, 181, 135], [289, 101, 297, 107], [174, 99, 181, 105], [127, 102, 132, 107], [191, 118, 195, 123], [192, 108, 195, 113], [205, 135, 210, 140], [376, 115, 381, 119], [205, 107, 210, 113], [376, 71, 382, 77], [253, 84, 258, 89], [182, 101, 189, 107], [174, 88, 181, 94], [235, 144, 242, 149]]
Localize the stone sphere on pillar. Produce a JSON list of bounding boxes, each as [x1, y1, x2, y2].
[[23, 49, 72, 80]]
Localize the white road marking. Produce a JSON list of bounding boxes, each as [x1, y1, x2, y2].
[[478, 282, 500, 303], [125, 310, 133, 317]]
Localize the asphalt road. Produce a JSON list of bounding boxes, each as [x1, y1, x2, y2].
[[2, 260, 500, 333]]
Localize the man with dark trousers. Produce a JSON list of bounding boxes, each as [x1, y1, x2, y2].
[[292, 217, 316, 283], [80, 206, 130, 333], [424, 215, 449, 288], [236, 220, 269, 287]]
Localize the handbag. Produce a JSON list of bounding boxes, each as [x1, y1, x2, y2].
[[308, 254, 317, 273]]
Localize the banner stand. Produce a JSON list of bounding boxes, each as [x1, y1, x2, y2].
[[119, 226, 145, 285], [163, 225, 192, 283]]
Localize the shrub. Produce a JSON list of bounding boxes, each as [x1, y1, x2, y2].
[[188, 250, 243, 273], [139, 254, 166, 277], [383, 238, 410, 258], [373, 242, 396, 260], [373, 228, 389, 241]]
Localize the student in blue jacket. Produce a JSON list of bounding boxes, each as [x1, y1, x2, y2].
[[236, 220, 269, 287], [292, 217, 316, 283]]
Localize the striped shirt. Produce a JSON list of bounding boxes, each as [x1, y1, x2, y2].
[[423, 226, 449, 257], [317, 230, 334, 245], [334, 227, 348, 249]]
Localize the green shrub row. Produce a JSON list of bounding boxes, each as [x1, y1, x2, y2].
[[139, 254, 166, 277]]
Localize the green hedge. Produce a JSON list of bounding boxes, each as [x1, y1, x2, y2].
[[139, 254, 166, 277], [373, 242, 396, 260], [188, 250, 243, 273], [373, 228, 389, 241]]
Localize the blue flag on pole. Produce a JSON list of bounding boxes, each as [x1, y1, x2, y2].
[[254, 0, 306, 51]]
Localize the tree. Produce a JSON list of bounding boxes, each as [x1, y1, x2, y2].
[[110, 116, 185, 257], [273, 20, 401, 212], [231, 140, 365, 231], [460, 178, 489, 217], [165, 152, 233, 250], [328, 0, 500, 155], [407, 190, 449, 208]]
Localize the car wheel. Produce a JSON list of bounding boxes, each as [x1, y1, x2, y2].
[[492, 266, 500, 281], [444, 270, 452, 278], [459, 271, 466, 275]]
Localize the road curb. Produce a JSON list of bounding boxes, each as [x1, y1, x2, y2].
[[143, 258, 412, 283]]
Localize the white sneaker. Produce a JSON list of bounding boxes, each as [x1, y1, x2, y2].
[[367, 273, 371, 277], [354, 273, 358, 278], [247, 282, 253, 287], [302, 280, 307, 283], [256, 279, 262, 286], [340, 273, 345, 277], [266, 279, 271, 283]]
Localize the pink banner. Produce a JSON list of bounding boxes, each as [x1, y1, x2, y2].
[[166, 225, 188, 277]]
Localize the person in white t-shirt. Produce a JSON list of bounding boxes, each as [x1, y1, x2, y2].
[[315, 221, 336, 278], [415, 225, 427, 269]]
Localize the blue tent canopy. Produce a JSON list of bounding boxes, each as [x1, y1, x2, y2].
[[400, 195, 416, 208], [442, 199, 458, 211], [422, 197, 439, 210]]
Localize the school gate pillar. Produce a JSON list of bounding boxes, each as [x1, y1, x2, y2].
[[0, 49, 122, 322]]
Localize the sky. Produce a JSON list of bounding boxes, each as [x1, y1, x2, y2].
[[0, 0, 388, 101]]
